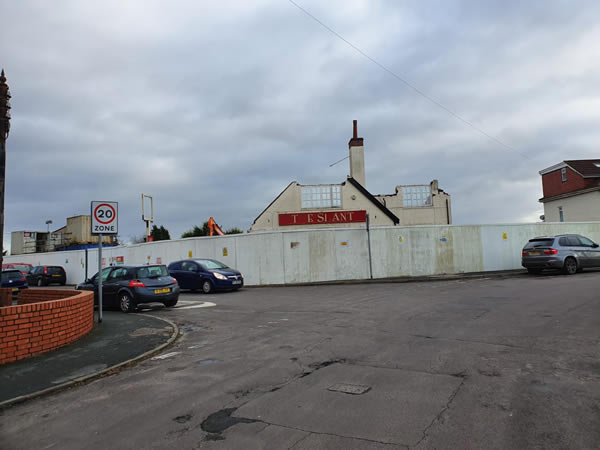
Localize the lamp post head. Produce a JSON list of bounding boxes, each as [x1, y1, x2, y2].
[[0, 69, 11, 139]]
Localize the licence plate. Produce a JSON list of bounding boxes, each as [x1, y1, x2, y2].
[[12, 288, 18, 292], [52, 274, 61, 277], [528, 251, 540, 256], [232, 280, 241, 285], [154, 288, 171, 294]]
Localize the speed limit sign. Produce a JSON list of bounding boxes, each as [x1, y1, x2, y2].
[[91, 201, 118, 235]]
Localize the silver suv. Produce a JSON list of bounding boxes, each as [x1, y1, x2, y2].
[[522, 234, 600, 275]]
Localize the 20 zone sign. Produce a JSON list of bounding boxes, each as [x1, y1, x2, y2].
[[91, 201, 119, 235]]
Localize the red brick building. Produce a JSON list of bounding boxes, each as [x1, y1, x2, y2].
[[539, 160, 600, 222]]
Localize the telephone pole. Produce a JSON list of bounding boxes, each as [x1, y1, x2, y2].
[[0, 70, 11, 269]]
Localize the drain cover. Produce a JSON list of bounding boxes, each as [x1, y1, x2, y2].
[[327, 383, 371, 395]]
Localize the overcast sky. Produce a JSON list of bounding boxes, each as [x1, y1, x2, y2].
[[2, 0, 600, 248]]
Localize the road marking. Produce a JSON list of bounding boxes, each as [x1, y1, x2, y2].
[[176, 302, 216, 310], [151, 351, 181, 360]]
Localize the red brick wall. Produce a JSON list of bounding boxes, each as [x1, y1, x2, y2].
[[0, 290, 94, 364], [542, 167, 595, 198]]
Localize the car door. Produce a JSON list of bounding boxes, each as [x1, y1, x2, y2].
[[566, 235, 589, 268], [179, 261, 196, 289], [577, 235, 600, 267], [104, 267, 128, 306]]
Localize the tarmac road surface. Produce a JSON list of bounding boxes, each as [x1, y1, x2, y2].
[[1, 272, 600, 449]]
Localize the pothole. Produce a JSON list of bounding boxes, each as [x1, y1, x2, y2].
[[201, 408, 257, 440], [327, 383, 371, 395]]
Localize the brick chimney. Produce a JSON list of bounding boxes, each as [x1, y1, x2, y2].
[[348, 120, 366, 187]]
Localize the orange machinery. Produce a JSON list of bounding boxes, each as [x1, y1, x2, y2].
[[208, 217, 225, 236]]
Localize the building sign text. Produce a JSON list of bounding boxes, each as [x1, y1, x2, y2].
[[279, 210, 367, 226]]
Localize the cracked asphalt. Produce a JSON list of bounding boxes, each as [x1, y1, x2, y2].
[[1, 272, 600, 449]]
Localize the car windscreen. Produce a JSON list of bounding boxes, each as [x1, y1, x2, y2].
[[47, 267, 63, 274], [136, 265, 168, 278], [196, 259, 228, 269], [14, 264, 32, 272], [1, 271, 22, 281], [524, 238, 554, 248]]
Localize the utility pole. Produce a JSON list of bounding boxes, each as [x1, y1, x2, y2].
[[0, 70, 11, 269]]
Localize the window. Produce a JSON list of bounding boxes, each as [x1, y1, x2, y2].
[[108, 268, 128, 280], [301, 185, 341, 209], [402, 185, 432, 208], [561, 167, 567, 182], [578, 236, 596, 247], [181, 261, 198, 272], [558, 206, 564, 222], [525, 238, 554, 248], [137, 265, 168, 278], [95, 267, 112, 282], [195, 259, 228, 269]]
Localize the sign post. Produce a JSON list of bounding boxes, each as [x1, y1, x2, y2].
[[91, 201, 118, 323]]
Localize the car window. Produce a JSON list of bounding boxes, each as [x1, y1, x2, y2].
[[578, 236, 596, 247], [14, 264, 31, 272], [1, 271, 22, 281], [566, 236, 581, 246], [181, 261, 197, 272], [47, 267, 63, 275], [558, 237, 569, 246], [525, 238, 554, 249], [108, 268, 128, 280], [168, 261, 181, 270], [101, 267, 113, 281], [195, 259, 228, 269], [137, 265, 168, 278]]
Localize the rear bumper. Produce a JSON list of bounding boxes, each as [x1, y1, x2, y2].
[[133, 286, 180, 303], [522, 257, 563, 269]]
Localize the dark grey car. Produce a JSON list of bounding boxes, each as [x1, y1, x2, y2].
[[522, 234, 600, 275]]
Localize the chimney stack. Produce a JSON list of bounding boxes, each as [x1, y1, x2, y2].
[[348, 120, 366, 187]]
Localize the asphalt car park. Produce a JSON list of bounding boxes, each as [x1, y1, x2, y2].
[[3, 272, 600, 449]]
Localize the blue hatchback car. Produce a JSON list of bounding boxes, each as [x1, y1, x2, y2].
[[1, 269, 29, 293], [168, 259, 243, 293]]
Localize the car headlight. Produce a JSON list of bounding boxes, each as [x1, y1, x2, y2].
[[213, 272, 227, 280]]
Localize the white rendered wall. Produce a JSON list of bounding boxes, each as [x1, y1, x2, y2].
[[6, 222, 600, 286]]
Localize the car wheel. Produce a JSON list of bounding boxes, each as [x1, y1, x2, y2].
[[562, 257, 578, 275], [202, 280, 213, 294], [37, 278, 44, 287], [119, 292, 136, 313], [527, 268, 541, 275], [163, 299, 178, 308]]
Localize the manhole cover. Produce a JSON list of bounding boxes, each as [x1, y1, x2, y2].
[[327, 383, 371, 395]]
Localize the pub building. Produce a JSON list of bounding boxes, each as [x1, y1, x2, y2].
[[249, 121, 451, 232]]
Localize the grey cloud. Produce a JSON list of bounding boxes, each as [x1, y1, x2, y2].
[[2, 0, 599, 249]]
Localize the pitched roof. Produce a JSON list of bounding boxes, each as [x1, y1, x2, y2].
[[564, 160, 600, 177], [346, 177, 400, 224]]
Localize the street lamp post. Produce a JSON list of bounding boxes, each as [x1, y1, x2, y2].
[[0, 70, 11, 269]]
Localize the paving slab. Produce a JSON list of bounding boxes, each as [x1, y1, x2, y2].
[[0, 311, 176, 405], [235, 362, 463, 446]]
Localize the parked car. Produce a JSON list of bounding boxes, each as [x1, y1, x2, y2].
[[76, 264, 180, 313], [1, 269, 29, 292], [2, 263, 33, 275], [168, 258, 243, 293], [522, 234, 600, 275], [26, 265, 66, 286]]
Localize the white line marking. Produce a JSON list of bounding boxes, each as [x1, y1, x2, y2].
[[151, 351, 181, 360], [176, 302, 217, 310]]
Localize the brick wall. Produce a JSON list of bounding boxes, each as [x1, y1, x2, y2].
[[0, 290, 94, 365], [542, 167, 595, 198]]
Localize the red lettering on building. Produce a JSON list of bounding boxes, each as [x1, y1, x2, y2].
[[278, 210, 367, 226]]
